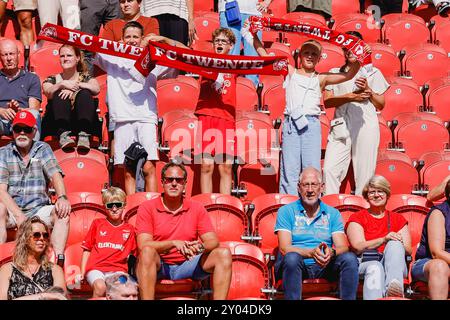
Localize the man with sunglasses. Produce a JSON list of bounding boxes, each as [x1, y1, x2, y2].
[[0, 110, 71, 260], [135, 162, 232, 300], [105, 272, 139, 300]]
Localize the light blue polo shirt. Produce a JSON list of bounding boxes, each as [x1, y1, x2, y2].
[[274, 199, 344, 265]]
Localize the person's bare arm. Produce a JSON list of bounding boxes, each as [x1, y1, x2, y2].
[[399, 224, 412, 256], [331, 232, 350, 255], [0, 183, 26, 226], [323, 89, 371, 109], [427, 175, 450, 202], [346, 221, 387, 255], [428, 209, 450, 264], [137, 233, 185, 254], [28, 97, 40, 111], [141, 34, 190, 49], [354, 77, 385, 111], [50, 172, 71, 218], [0, 263, 11, 300], [80, 250, 90, 279], [51, 265, 67, 295], [320, 56, 360, 88], [277, 230, 314, 257], [185, 0, 198, 45], [199, 231, 219, 253]]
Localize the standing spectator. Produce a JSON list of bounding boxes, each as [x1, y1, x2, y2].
[[79, 0, 120, 74], [0, 110, 71, 258], [323, 32, 388, 196], [37, 0, 80, 30], [0, 216, 67, 300], [274, 167, 359, 300], [218, 0, 271, 87], [135, 162, 232, 300], [0, 38, 41, 140], [409, 0, 449, 17], [102, 0, 159, 42], [141, 0, 194, 46], [80, 187, 136, 299], [42, 44, 100, 150], [0, 1, 7, 33], [346, 175, 412, 299], [105, 272, 139, 300], [94, 21, 172, 194], [244, 25, 361, 195], [411, 179, 450, 300], [288, 0, 331, 19], [12, 0, 36, 47]]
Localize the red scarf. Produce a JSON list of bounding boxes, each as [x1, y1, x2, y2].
[[38, 23, 289, 80], [248, 16, 372, 65]]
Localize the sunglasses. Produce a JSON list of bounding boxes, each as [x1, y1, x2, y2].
[[162, 177, 186, 184], [13, 125, 33, 134], [32, 232, 50, 241], [105, 202, 124, 209]]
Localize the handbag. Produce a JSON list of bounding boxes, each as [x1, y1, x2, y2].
[[330, 117, 350, 141], [361, 212, 391, 263], [225, 0, 241, 25]]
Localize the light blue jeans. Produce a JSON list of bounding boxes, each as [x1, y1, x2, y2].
[[0, 108, 42, 141], [219, 11, 261, 87], [359, 240, 408, 300], [279, 115, 321, 195]]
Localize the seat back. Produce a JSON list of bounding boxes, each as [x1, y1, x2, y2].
[[59, 158, 109, 194], [157, 77, 200, 115], [321, 194, 369, 224], [123, 192, 161, 226]]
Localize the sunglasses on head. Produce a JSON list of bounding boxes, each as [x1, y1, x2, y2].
[[105, 202, 124, 209], [162, 177, 185, 184], [32, 232, 50, 241], [13, 125, 33, 134]]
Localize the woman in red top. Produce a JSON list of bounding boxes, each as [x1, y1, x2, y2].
[[346, 175, 412, 299]]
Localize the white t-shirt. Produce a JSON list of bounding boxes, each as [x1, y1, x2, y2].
[[283, 72, 322, 116], [218, 0, 260, 15], [141, 0, 189, 22], [94, 54, 170, 124]]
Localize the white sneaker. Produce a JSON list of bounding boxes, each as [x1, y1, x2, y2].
[[386, 279, 404, 297]]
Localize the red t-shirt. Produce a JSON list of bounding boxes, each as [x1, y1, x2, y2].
[[195, 73, 237, 122], [345, 209, 408, 253], [135, 197, 214, 265], [102, 16, 160, 41], [82, 219, 137, 273]]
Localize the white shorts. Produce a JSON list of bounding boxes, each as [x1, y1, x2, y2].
[[6, 205, 55, 228], [114, 121, 159, 165], [86, 270, 118, 287]]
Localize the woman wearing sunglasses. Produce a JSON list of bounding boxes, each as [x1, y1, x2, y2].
[[0, 216, 67, 300], [80, 187, 137, 298]]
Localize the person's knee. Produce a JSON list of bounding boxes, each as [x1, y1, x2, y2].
[[201, 162, 214, 174], [337, 252, 358, 269], [212, 247, 232, 268], [385, 240, 405, 253], [365, 261, 384, 276], [218, 163, 232, 176], [428, 259, 449, 279], [138, 246, 159, 266], [283, 252, 303, 269], [17, 14, 32, 28], [142, 161, 156, 177], [93, 280, 106, 294]]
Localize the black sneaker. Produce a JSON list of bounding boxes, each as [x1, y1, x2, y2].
[[437, 2, 449, 16]]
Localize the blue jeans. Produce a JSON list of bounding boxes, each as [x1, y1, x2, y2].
[[279, 115, 321, 195], [358, 240, 408, 300], [275, 251, 359, 300], [219, 11, 261, 87]]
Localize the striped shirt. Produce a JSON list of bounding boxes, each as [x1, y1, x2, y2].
[[0, 141, 63, 216], [142, 0, 189, 22]]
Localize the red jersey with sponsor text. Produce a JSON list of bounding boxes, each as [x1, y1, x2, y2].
[[195, 73, 237, 121], [82, 219, 137, 273]]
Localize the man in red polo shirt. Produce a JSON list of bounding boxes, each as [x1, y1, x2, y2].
[[135, 162, 232, 300]]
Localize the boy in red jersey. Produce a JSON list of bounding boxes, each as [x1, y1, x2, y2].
[[80, 187, 136, 298]]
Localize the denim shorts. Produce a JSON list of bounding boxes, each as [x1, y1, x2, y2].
[[157, 254, 210, 281], [411, 258, 431, 282]]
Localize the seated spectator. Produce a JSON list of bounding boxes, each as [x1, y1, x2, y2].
[[427, 175, 450, 202], [274, 166, 359, 300], [218, 0, 272, 87], [105, 272, 139, 300], [288, 0, 331, 19], [102, 0, 159, 42], [80, 187, 136, 299], [94, 21, 173, 194], [346, 175, 412, 299], [411, 179, 450, 300], [0, 38, 41, 140], [409, 0, 449, 16], [42, 44, 100, 150], [135, 162, 232, 300], [0, 216, 67, 300], [37, 0, 80, 31], [12, 0, 36, 47], [0, 110, 71, 259]]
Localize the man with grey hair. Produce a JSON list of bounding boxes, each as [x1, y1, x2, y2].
[[105, 272, 139, 300], [274, 166, 359, 300]]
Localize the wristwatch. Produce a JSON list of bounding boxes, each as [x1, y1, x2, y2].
[[58, 194, 68, 200], [331, 248, 337, 257]]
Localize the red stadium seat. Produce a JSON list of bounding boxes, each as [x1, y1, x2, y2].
[[66, 192, 107, 246], [160, 297, 196, 300], [250, 193, 299, 253], [64, 242, 92, 297], [190, 193, 249, 242], [54, 148, 108, 166], [261, 79, 285, 121], [369, 43, 401, 78], [332, 0, 360, 15], [236, 77, 258, 112], [0, 241, 16, 266], [386, 194, 432, 213], [315, 42, 346, 73], [381, 77, 423, 120], [282, 12, 327, 26], [59, 158, 109, 194], [433, 19, 450, 52], [390, 203, 428, 249], [261, 30, 283, 46], [156, 76, 200, 115], [305, 296, 341, 300], [402, 43, 448, 85], [267, 0, 288, 16], [217, 241, 270, 299], [378, 114, 393, 149], [155, 279, 203, 300], [332, 13, 382, 43], [194, 0, 214, 13], [426, 77, 450, 120], [393, 112, 448, 159], [123, 192, 160, 226], [382, 14, 430, 53], [194, 15, 220, 42], [422, 160, 450, 201], [160, 109, 199, 158], [375, 150, 419, 194], [190, 40, 214, 53], [321, 194, 369, 223], [30, 42, 62, 80]]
